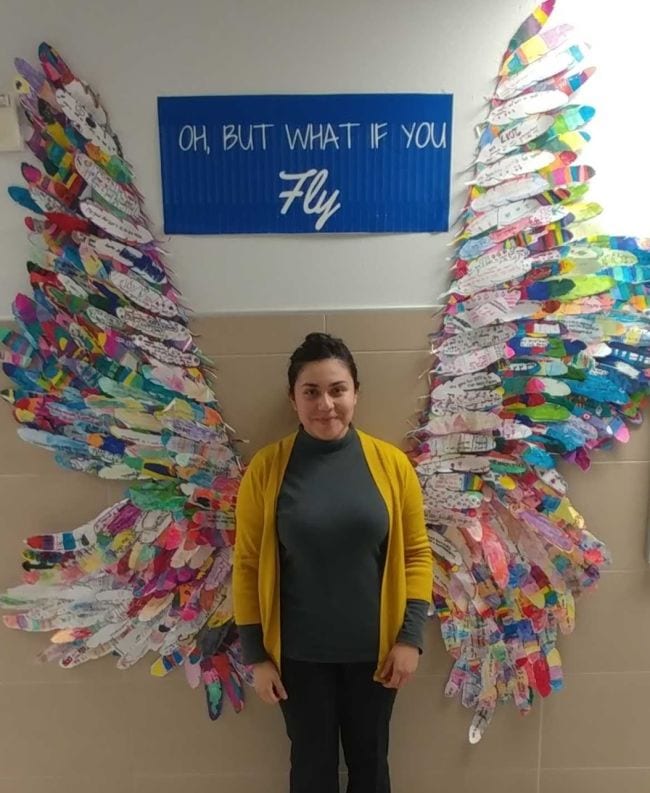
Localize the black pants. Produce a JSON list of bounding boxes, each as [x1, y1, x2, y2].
[[279, 657, 397, 793]]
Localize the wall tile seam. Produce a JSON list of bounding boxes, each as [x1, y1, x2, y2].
[[559, 670, 650, 675], [539, 765, 650, 770], [0, 680, 138, 688], [356, 349, 432, 354], [0, 473, 56, 480], [0, 778, 138, 784], [201, 348, 432, 357], [576, 564, 649, 568], [535, 698, 543, 793], [0, 461, 646, 473], [192, 311, 328, 317], [581, 460, 650, 466], [0, 461, 648, 479], [129, 772, 326, 779], [0, 311, 445, 320], [0, 680, 136, 687], [0, 768, 564, 778], [13, 666, 650, 683], [202, 352, 291, 360], [598, 569, 650, 575], [324, 307, 440, 313], [553, 670, 650, 677]]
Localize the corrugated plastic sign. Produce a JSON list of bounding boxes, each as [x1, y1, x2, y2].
[[158, 93, 453, 234]]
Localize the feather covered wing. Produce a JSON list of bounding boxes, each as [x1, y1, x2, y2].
[[411, 1, 650, 742], [1, 44, 248, 717]]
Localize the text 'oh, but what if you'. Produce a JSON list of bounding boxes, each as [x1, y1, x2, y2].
[[177, 121, 448, 154]]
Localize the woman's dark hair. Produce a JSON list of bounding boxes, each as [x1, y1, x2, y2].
[[288, 332, 359, 394]]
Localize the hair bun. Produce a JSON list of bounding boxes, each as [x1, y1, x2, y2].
[[304, 332, 331, 344]]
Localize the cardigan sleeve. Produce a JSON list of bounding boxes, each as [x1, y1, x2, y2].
[[237, 623, 269, 665], [400, 456, 434, 603], [396, 598, 430, 652], [233, 455, 266, 627]]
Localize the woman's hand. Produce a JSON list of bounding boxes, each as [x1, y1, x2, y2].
[[252, 660, 288, 704], [378, 643, 419, 689]]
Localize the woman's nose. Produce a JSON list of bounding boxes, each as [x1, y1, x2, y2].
[[318, 393, 334, 410]]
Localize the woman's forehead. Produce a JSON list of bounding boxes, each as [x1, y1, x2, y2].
[[295, 359, 353, 384]]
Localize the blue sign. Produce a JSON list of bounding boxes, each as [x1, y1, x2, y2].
[[157, 93, 453, 234]]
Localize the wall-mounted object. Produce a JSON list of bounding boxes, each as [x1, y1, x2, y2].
[[0, 91, 22, 152], [158, 93, 453, 234]]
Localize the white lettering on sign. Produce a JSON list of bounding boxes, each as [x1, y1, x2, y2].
[[178, 125, 210, 154], [400, 122, 447, 149], [370, 122, 388, 149], [278, 169, 341, 231], [283, 123, 360, 150], [222, 123, 274, 151]]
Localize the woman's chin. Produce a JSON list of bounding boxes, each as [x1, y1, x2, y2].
[[307, 420, 347, 440]]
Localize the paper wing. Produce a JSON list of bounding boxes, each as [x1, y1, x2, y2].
[[412, 1, 650, 742], [0, 44, 247, 719]]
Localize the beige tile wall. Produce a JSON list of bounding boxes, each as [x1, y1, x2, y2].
[[0, 309, 649, 793]]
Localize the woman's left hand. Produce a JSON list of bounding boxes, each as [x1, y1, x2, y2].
[[378, 643, 420, 689]]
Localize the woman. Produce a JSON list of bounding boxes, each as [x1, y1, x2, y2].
[[233, 332, 433, 793]]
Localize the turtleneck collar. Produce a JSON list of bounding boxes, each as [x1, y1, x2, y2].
[[296, 424, 356, 453]]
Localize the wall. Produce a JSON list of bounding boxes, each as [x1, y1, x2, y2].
[[0, 0, 649, 314], [1, 2, 650, 792], [1, 309, 649, 793]]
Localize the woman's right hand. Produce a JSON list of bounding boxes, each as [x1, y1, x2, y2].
[[252, 660, 288, 704]]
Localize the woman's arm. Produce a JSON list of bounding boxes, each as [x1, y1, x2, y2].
[[397, 457, 433, 650], [396, 600, 430, 651], [233, 457, 268, 663], [379, 456, 433, 688], [401, 457, 434, 602]]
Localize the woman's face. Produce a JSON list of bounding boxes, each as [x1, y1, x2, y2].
[[290, 358, 358, 441]]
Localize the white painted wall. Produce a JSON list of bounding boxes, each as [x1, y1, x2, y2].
[[0, 0, 647, 316]]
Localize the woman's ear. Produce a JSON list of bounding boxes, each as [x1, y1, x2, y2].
[[289, 391, 298, 413]]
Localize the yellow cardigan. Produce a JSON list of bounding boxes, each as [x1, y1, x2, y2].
[[233, 428, 433, 681]]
